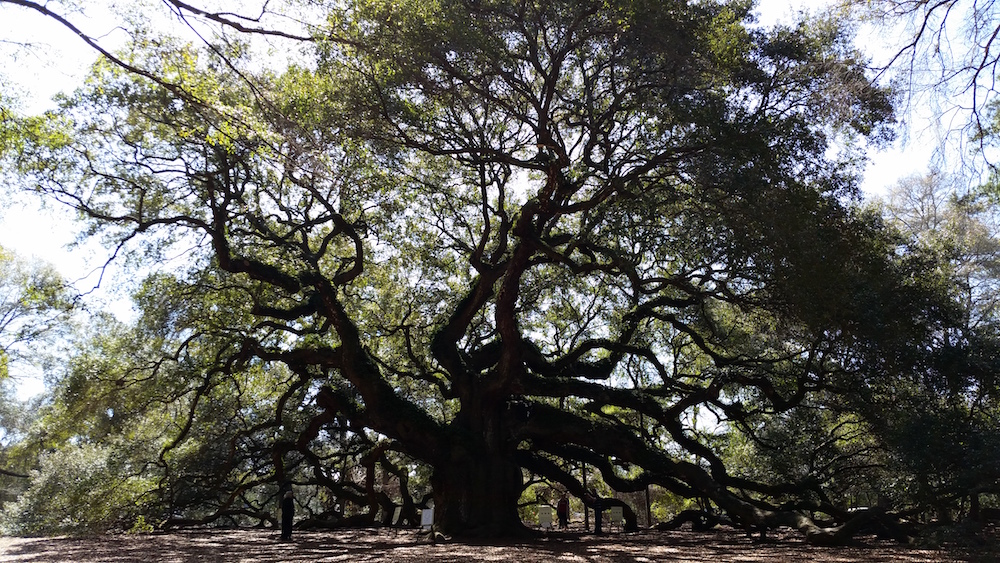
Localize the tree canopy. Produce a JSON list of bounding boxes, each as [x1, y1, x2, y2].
[[2, 0, 999, 543]]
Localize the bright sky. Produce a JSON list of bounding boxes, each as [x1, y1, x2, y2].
[[0, 0, 123, 276], [0, 0, 933, 398]]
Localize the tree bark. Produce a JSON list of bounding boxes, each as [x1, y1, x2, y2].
[[431, 451, 525, 536], [430, 403, 526, 537]]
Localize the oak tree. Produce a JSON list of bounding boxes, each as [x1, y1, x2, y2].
[[4, 0, 973, 541]]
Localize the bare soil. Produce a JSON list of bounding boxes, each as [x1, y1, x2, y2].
[[0, 526, 993, 562]]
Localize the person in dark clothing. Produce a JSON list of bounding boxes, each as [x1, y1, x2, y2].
[[557, 494, 570, 529], [280, 490, 294, 540]]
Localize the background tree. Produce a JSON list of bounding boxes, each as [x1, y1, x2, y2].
[[0, 247, 72, 381], [870, 171, 1000, 521], [0, 247, 74, 488], [843, 0, 1000, 176]]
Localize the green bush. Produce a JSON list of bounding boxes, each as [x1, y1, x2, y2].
[[1, 442, 158, 536]]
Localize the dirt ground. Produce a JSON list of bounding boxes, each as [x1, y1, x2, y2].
[[0, 526, 994, 562]]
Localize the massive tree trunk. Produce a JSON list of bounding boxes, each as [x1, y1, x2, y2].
[[431, 448, 525, 536], [431, 402, 526, 537]]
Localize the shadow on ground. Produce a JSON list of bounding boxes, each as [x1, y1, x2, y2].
[[0, 526, 991, 562]]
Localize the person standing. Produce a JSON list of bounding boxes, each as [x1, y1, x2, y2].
[[281, 490, 295, 540], [557, 494, 570, 529]]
